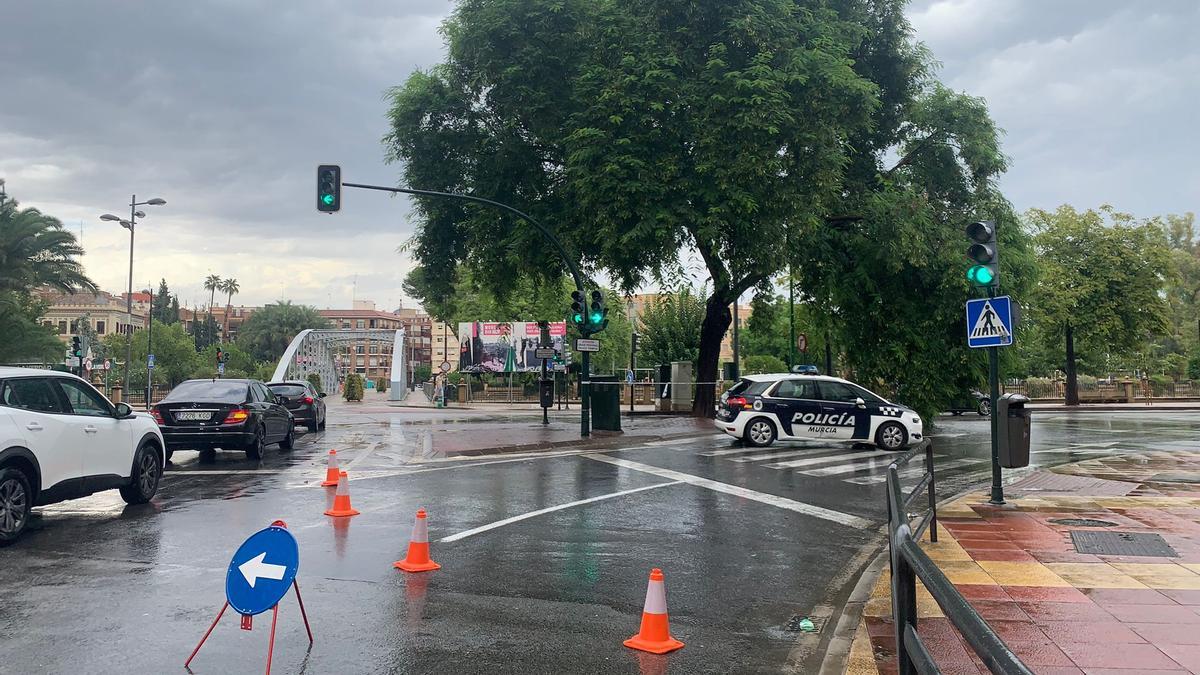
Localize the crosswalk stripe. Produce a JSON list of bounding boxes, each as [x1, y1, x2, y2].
[[698, 447, 778, 457], [765, 449, 883, 470], [842, 458, 983, 485], [800, 454, 945, 477], [728, 448, 839, 463]]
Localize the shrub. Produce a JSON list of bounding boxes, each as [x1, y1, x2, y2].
[[306, 372, 323, 394], [343, 373, 364, 401], [376, 377, 388, 393], [743, 354, 787, 375]]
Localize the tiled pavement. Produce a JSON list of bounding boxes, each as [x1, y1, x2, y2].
[[847, 451, 1200, 674]]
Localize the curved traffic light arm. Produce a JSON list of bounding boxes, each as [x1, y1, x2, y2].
[[341, 181, 586, 293]]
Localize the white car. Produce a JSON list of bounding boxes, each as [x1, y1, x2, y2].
[[714, 373, 924, 450], [0, 367, 166, 544]]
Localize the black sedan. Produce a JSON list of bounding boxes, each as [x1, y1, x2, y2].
[[267, 380, 327, 432], [152, 379, 294, 461]]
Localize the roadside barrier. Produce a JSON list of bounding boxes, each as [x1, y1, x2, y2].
[[323, 470, 360, 517], [623, 568, 684, 654], [320, 449, 340, 487], [886, 441, 1031, 674], [394, 509, 441, 572]]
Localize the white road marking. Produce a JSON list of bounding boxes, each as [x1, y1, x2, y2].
[[640, 436, 723, 447], [799, 454, 944, 477], [729, 449, 825, 463], [583, 454, 872, 529], [765, 450, 883, 470], [842, 458, 982, 485], [164, 470, 287, 476], [439, 481, 682, 542], [698, 447, 776, 457]]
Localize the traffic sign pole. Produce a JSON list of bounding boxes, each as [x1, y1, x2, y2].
[[988, 343, 1003, 505]]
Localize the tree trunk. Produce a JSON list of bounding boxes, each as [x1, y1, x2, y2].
[[1064, 322, 1079, 406], [692, 289, 733, 417]]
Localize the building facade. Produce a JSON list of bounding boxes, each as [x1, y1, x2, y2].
[[319, 301, 406, 385], [38, 291, 147, 342], [429, 320, 459, 372]]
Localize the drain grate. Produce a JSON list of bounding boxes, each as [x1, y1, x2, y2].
[[1050, 518, 1118, 528], [1071, 531, 1178, 557]]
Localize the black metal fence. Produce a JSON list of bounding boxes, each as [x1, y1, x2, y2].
[[885, 441, 1032, 674]]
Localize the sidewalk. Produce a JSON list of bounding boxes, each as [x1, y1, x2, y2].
[[848, 451, 1200, 674], [1028, 401, 1200, 412]]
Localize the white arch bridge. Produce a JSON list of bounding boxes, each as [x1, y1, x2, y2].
[[270, 329, 407, 401]]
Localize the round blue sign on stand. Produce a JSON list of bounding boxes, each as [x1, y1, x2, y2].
[[225, 524, 300, 616]]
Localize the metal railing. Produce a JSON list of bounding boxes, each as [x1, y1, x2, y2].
[[886, 441, 1032, 675]]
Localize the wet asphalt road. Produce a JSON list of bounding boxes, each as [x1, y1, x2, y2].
[[1, 404, 1198, 674]]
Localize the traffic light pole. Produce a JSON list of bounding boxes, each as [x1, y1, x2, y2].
[[340, 180, 593, 437]]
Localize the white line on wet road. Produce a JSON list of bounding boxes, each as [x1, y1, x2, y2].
[[583, 454, 873, 529], [765, 450, 882, 470], [439, 481, 683, 542]]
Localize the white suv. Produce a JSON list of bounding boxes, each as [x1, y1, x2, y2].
[[0, 367, 166, 545]]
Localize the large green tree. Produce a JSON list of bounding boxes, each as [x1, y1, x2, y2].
[[151, 278, 179, 325], [637, 288, 706, 372], [236, 301, 330, 363], [385, 0, 897, 416], [1028, 205, 1172, 404], [102, 320, 199, 388], [385, 0, 1017, 419]]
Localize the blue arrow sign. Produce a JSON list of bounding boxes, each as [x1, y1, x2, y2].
[[966, 296, 1014, 348], [225, 524, 300, 616]]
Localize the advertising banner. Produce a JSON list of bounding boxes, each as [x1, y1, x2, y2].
[[456, 322, 567, 373]]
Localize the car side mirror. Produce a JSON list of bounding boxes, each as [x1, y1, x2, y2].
[[115, 402, 134, 418], [854, 397, 865, 408], [319, 392, 327, 398]]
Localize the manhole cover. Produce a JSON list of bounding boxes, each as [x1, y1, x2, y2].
[[1050, 518, 1118, 528], [1071, 531, 1178, 557]]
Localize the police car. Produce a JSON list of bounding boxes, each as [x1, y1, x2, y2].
[[715, 373, 923, 451]]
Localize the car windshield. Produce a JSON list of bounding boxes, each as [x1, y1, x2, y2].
[[163, 380, 249, 403], [269, 384, 307, 397]]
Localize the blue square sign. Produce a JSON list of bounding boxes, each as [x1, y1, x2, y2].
[[966, 296, 1014, 348]]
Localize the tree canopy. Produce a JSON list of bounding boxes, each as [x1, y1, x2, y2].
[[235, 301, 330, 363], [385, 0, 1018, 418]]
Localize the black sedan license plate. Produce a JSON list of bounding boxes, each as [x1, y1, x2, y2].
[[176, 411, 212, 421]]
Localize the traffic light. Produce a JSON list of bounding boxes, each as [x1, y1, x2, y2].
[[71, 336, 82, 358], [588, 290, 608, 332], [966, 220, 999, 288], [317, 164, 341, 213], [570, 290, 586, 328], [631, 331, 640, 352]]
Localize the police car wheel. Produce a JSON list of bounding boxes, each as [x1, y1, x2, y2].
[[875, 422, 907, 451], [744, 418, 776, 447]]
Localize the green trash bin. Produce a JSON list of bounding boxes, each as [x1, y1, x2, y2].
[[590, 375, 622, 432]]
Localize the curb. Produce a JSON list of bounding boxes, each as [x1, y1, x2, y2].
[[818, 548, 890, 675], [435, 429, 720, 459]]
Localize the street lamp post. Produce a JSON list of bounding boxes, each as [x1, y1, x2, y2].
[[101, 195, 165, 406]]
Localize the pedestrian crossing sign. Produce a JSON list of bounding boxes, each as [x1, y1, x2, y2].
[[965, 296, 1013, 348]]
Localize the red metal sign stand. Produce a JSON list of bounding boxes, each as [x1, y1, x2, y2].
[[185, 521, 313, 675]]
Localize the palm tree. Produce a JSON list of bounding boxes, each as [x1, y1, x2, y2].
[[203, 274, 221, 316], [219, 277, 239, 340], [0, 200, 97, 294]]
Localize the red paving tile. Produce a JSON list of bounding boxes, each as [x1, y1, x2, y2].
[[1084, 588, 1176, 606], [1130, 623, 1200, 646], [1161, 589, 1200, 606], [1031, 550, 1105, 564], [1019, 601, 1116, 623], [1056, 642, 1183, 670], [959, 584, 1012, 601], [1039, 621, 1147, 645], [1006, 586, 1092, 603], [1030, 667, 1084, 675], [1081, 669, 1189, 675], [1157, 644, 1200, 672], [1002, 639, 1075, 666], [960, 540, 1023, 551], [988, 620, 1052, 643], [968, 600, 1032, 621], [1103, 604, 1200, 624], [915, 617, 962, 642]]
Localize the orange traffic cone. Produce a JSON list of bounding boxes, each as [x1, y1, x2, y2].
[[393, 509, 441, 572], [624, 568, 684, 654], [320, 449, 340, 487], [323, 470, 360, 517]]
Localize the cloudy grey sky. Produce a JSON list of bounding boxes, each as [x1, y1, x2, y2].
[[3, 1, 1196, 310]]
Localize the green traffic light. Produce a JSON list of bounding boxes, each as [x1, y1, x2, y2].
[[573, 313, 583, 324], [321, 193, 335, 206], [967, 265, 995, 285], [590, 312, 602, 323]]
